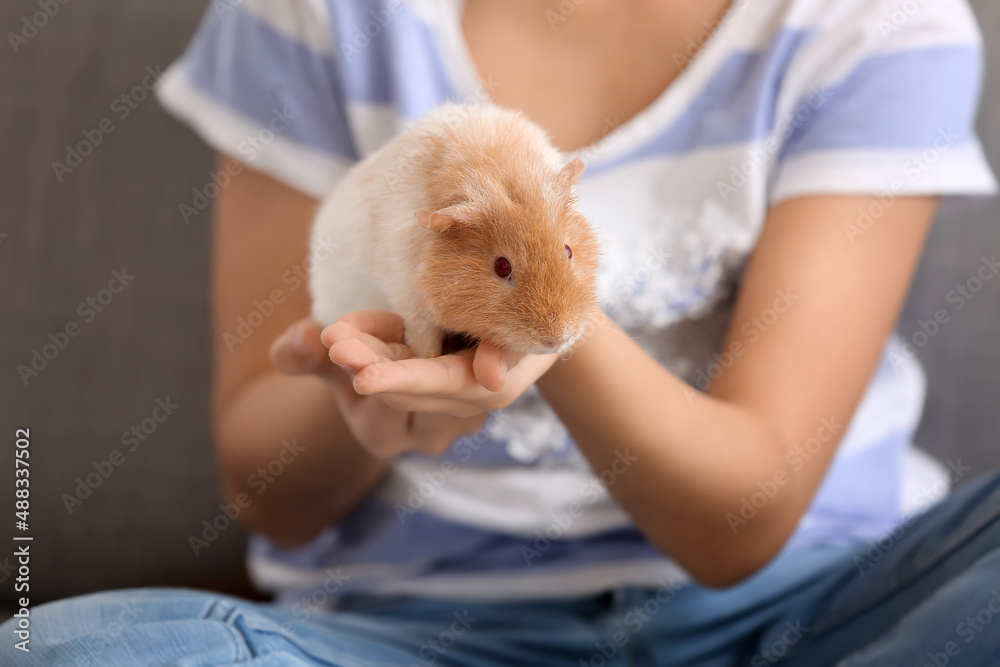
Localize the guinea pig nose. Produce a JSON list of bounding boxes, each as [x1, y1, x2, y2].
[[539, 337, 557, 348]]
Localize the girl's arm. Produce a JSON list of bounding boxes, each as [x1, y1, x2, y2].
[[212, 153, 492, 546], [536, 194, 937, 586], [334, 193, 937, 586], [210, 154, 390, 547]]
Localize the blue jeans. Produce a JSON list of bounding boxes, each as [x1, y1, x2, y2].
[[5, 471, 1000, 666]]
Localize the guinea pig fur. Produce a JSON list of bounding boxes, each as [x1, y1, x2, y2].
[[309, 103, 600, 358]]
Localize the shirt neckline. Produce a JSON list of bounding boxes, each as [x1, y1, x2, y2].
[[434, 0, 749, 166]]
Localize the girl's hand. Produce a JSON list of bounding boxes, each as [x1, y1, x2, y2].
[[270, 318, 487, 459], [321, 310, 561, 419]]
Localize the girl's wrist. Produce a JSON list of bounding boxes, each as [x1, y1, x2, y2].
[[536, 313, 608, 395]]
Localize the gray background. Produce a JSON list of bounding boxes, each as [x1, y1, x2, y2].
[[0, 1, 997, 604]]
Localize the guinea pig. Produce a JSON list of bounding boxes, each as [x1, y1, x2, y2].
[[309, 103, 600, 358]]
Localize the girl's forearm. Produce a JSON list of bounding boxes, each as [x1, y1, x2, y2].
[[215, 370, 389, 547], [536, 319, 825, 587]]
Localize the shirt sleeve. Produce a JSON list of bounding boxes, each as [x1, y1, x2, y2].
[[769, 0, 997, 205], [155, 0, 357, 198]]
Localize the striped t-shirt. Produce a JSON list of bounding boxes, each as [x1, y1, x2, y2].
[[158, 0, 997, 602]]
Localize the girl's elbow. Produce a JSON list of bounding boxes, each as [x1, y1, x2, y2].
[[667, 522, 797, 590], [684, 550, 776, 589]]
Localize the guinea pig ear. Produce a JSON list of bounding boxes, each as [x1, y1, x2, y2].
[[415, 205, 473, 233], [556, 158, 586, 193]]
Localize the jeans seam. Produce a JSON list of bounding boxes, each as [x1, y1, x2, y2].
[[201, 598, 253, 663], [221, 621, 253, 663]]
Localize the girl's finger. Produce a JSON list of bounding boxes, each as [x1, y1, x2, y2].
[[472, 341, 528, 392], [329, 379, 416, 458], [271, 319, 327, 375], [328, 336, 385, 373], [328, 331, 413, 375], [323, 309, 407, 346], [326, 363, 363, 414], [471, 341, 520, 392], [352, 355, 482, 397], [472, 341, 504, 392]]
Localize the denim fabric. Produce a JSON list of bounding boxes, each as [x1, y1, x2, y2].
[[4, 470, 1000, 666]]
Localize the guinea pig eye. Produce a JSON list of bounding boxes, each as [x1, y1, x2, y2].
[[565, 245, 572, 260], [494, 256, 512, 279]]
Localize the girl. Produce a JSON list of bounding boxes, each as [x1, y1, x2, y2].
[[8, 0, 999, 664]]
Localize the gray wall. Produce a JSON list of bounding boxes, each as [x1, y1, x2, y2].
[[900, 1, 1000, 476], [1, 1, 998, 604], [1, 2, 242, 602]]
